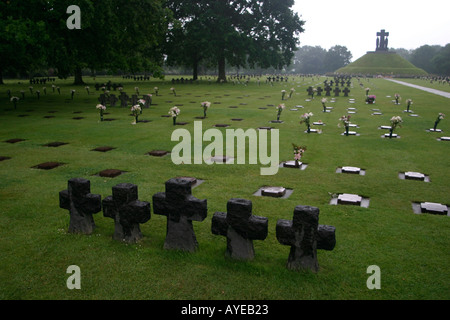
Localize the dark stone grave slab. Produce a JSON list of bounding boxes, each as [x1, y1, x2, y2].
[[91, 146, 115, 152], [18, 115, 29, 117], [59, 178, 101, 234], [257, 127, 273, 130], [99, 169, 123, 178], [276, 205, 336, 272], [147, 150, 170, 157], [173, 176, 205, 188], [103, 183, 151, 243], [175, 122, 189, 126], [229, 106, 238, 108], [214, 124, 230, 128], [212, 198, 268, 260], [44, 116, 55, 119], [72, 117, 85, 120], [269, 120, 284, 123], [153, 178, 208, 252], [0, 156, 11, 162], [231, 118, 243, 121], [5, 139, 26, 144], [33, 162, 64, 170], [44, 142, 68, 147]]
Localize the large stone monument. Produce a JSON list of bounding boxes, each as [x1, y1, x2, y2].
[[376, 29, 389, 52]]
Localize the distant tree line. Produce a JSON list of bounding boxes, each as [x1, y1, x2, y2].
[[290, 45, 353, 74], [391, 44, 450, 76]]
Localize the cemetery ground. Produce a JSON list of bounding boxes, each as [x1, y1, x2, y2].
[[0, 76, 448, 300]]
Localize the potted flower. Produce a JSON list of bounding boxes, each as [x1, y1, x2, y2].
[[36, 90, 40, 100], [289, 88, 295, 99], [29, 86, 33, 94], [85, 86, 90, 95], [406, 99, 413, 112], [321, 98, 328, 112], [366, 95, 376, 104], [169, 106, 180, 125], [170, 87, 176, 96], [154, 87, 159, 96], [135, 87, 140, 95], [310, 88, 317, 99], [300, 112, 313, 133], [10, 96, 19, 109], [71, 89, 76, 99], [433, 113, 445, 131], [389, 116, 403, 138], [365, 88, 370, 96], [96, 104, 106, 121], [138, 99, 146, 114], [281, 90, 286, 100], [131, 105, 141, 124], [52, 84, 56, 93], [339, 115, 351, 136], [394, 93, 401, 104], [43, 87, 46, 95], [276, 104, 285, 121], [201, 101, 211, 118]]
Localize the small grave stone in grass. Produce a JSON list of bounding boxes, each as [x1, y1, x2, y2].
[[399, 171, 430, 182], [102, 183, 151, 243], [382, 133, 399, 139], [174, 176, 204, 188], [269, 120, 284, 123], [229, 106, 238, 108], [258, 107, 267, 110], [44, 116, 55, 119], [372, 112, 383, 115], [214, 124, 230, 128], [330, 193, 369, 207], [281, 161, 308, 170], [152, 178, 208, 252], [313, 121, 325, 126], [341, 131, 359, 136], [4, 139, 25, 144], [72, 117, 84, 120], [254, 186, 293, 199], [91, 146, 115, 152], [379, 125, 391, 130], [305, 128, 320, 134], [99, 169, 123, 178], [0, 156, 11, 162], [438, 136, 450, 141], [276, 205, 336, 272], [175, 122, 189, 126], [59, 178, 102, 235], [231, 118, 243, 121], [147, 150, 170, 157], [258, 127, 273, 130], [44, 142, 68, 148], [208, 155, 234, 164], [412, 202, 449, 215], [427, 128, 443, 133], [211, 198, 268, 260], [33, 162, 64, 170], [336, 166, 366, 175]]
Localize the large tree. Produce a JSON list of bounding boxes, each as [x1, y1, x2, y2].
[[410, 45, 442, 75], [323, 45, 352, 73], [165, 0, 305, 82]]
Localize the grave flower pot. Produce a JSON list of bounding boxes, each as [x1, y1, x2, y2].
[[173, 117, 177, 126], [345, 126, 349, 136]]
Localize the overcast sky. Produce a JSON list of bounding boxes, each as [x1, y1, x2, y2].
[[293, 0, 450, 61]]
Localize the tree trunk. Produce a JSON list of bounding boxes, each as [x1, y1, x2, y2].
[[217, 56, 226, 83], [0, 68, 4, 85], [73, 66, 84, 85]]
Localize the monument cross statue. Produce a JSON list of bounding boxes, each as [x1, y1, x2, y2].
[[376, 29, 389, 51]]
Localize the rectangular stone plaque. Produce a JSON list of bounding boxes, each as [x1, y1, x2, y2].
[[337, 193, 362, 205], [420, 202, 448, 215]]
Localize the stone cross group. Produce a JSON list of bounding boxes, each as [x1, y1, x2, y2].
[[59, 177, 337, 272]]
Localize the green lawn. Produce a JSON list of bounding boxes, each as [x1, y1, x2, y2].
[[0, 76, 449, 300]]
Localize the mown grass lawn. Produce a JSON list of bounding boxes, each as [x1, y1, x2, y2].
[[0, 75, 449, 300]]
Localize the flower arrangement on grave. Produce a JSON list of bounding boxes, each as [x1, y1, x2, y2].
[[96, 104, 106, 122], [170, 87, 176, 96], [321, 98, 328, 112], [276, 104, 285, 121], [131, 105, 141, 124], [154, 87, 159, 96], [300, 112, 313, 133], [71, 90, 75, 99], [365, 88, 370, 96], [169, 106, 180, 125], [433, 113, 445, 131], [292, 143, 307, 168], [394, 93, 401, 104], [310, 88, 317, 99], [406, 99, 413, 112], [281, 90, 286, 100], [389, 116, 403, 138], [135, 87, 140, 95], [29, 86, 33, 94], [289, 88, 295, 99], [118, 87, 123, 92], [201, 101, 211, 118], [338, 115, 351, 136], [10, 96, 19, 109], [138, 99, 146, 114], [366, 95, 376, 104]]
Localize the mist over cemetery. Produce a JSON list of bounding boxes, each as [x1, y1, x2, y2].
[[1, 1, 449, 300]]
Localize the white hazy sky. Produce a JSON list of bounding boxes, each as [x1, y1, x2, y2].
[[293, 0, 450, 61]]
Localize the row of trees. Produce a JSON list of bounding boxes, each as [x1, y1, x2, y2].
[[393, 44, 450, 76], [290, 45, 353, 74], [1, 0, 305, 84]]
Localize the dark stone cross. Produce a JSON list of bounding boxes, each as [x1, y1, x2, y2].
[[153, 178, 208, 252], [343, 87, 351, 97], [120, 93, 129, 108], [324, 86, 332, 96], [333, 87, 341, 97], [276, 205, 336, 272], [59, 178, 102, 235], [316, 87, 323, 96], [211, 198, 268, 260], [376, 29, 389, 51], [306, 86, 314, 96], [102, 183, 151, 243]]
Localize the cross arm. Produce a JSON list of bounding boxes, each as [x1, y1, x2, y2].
[[276, 219, 295, 246], [317, 225, 336, 251], [246, 215, 268, 241], [211, 212, 228, 236], [121, 200, 151, 225]]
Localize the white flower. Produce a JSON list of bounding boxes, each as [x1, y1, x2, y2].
[[131, 105, 141, 113], [169, 106, 180, 117], [277, 104, 285, 110], [201, 101, 211, 108], [96, 104, 106, 110]]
